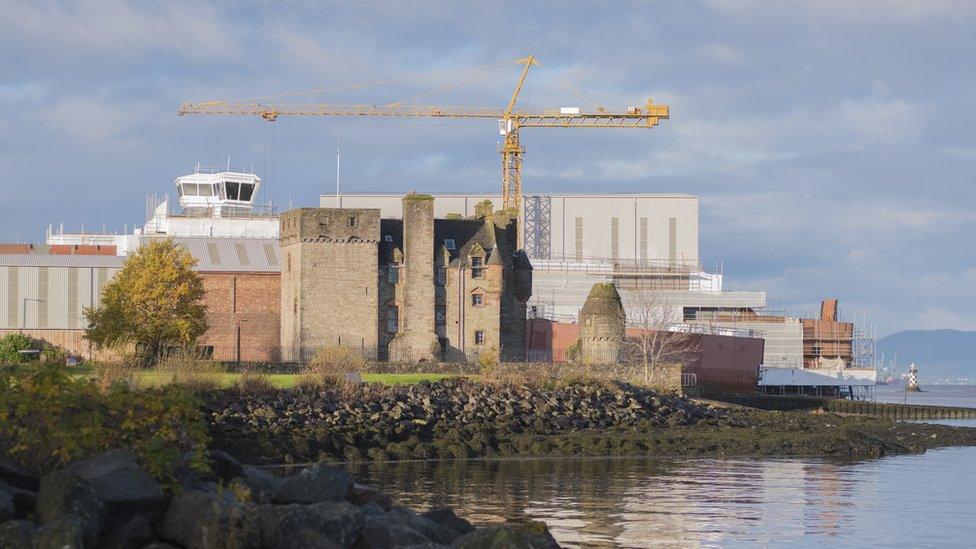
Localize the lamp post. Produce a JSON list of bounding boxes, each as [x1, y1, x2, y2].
[[22, 297, 45, 330]]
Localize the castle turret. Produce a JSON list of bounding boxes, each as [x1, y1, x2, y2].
[[389, 194, 440, 361], [579, 282, 626, 365]]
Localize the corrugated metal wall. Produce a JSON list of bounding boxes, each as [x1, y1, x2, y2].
[[0, 266, 119, 329]]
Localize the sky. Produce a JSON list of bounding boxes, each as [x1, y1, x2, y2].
[[1, 0, 975, 337]]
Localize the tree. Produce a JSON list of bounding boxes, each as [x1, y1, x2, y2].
[[620, 284, 701, 385], [84, 240, 208, 361]]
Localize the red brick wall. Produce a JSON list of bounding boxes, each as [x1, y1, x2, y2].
[[528, 319, 763, 393], [198, 272, 281, 362]]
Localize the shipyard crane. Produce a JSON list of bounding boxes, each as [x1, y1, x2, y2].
[[178, 55, 669, 212]]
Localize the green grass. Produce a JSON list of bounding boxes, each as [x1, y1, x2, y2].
[[131, 371, 457, 388], [8, 363, 460, 389]]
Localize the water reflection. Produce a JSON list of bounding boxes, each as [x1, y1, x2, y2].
[[353, 444, 976, 548]]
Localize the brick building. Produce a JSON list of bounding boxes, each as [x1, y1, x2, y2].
[[280, 194, 533, 363]]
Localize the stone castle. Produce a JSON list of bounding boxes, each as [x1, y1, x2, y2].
[[280, 194, 532, 362]]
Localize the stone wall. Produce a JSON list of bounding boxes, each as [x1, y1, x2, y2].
[[279, 208, 380, 362]]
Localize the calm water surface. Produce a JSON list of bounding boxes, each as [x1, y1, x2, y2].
[[353, 389, 976, 547]]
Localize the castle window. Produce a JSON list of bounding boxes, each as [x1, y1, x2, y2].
[[471, 256, 484, 278], [436, 306, 446, 326], [347, 216, 357, 227], [387, 305, 399, 333], [444, 239, 455, 250], [472, 293, 484, 307], [435, 267, 446, 286], [474, 330, 485, 345], [388, 263, 400, 284]]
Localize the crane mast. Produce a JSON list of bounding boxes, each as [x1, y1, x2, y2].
[[178, 56, 669, 213]]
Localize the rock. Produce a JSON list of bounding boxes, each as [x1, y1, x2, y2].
[[156, 490, 249, 549], [33, 515, 86, 549], [360, 501, 386, 516], [387, 505, 461, 544], [0, 459, 39, 491], [0, 519, 35, 549], [450, 523, 559, 549], [422, 507, 475, 535], [0, 480, 14, 522], [9, 485, 36, 519], [347, 483, 393, 510], [275, 463, 354, 504], [355, 514, 432, 548], [244, 501, 364, 548], [237, 464, 281, 503], [35, 470, 106, 547], [62, 449, 165, 530], [208, 450, 246, 481], [98, 514, 155, 549]]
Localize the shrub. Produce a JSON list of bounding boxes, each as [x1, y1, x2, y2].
[[477, 346, 500, 381], [93, 357, 138, 393], [303, 345, 369, 384], [565, 340, 581, 364], [0, 364, 210, 485], [232, 371, 276, 394], [153, 347, 220, 391], [0, 333, 34, 364]]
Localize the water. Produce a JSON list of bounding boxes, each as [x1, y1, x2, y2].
[[353, 389, 976, 547], [874, 383, 976, 409]]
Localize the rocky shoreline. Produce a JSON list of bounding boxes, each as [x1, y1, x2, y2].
[[0, 448, 558, 548], [206, 379, 976, 464]]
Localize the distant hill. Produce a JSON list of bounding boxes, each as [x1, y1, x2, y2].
[[877, 329, 976, 381]]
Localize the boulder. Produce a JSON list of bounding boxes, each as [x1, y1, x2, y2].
[[0, 480, 14, 522], [208, 450, 246, 481], [32, 515, 86, 549], [422, 507, 475, 535], [347, 483, 393, 510], [237, 464, 281, 503], [156, 490, 249, 549], [387, 505, 461, 544], [98, 514, 156, 549], [0, 519, 35, 549], [35, 470, 106, 547], [355, 514, 432, 548], [275, 463, 354, 504], [244, 501, 364, 548], [9, 485, 36, 519], [62, 449, 165, 530], [0, 459, 38, 491], [450, 523, 559, 549]]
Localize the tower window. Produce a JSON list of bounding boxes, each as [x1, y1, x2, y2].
[[472, 293, 484, 307], [347, 216, 357, 227], [387, 305, 399, 333], [388, 263, 400, 284], [471, 256, 484, 278], [475, 330, 485, 345], [436, 306, 446, 326]]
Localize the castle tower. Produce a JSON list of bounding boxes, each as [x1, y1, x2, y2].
[[388, 194, 440, 361], [579, 282, 626, 365], [279, 207, 380, 362]]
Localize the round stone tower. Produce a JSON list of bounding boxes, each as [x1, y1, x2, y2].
[[578, 282, 626, 365]]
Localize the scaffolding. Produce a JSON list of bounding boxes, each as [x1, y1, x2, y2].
[[522, 194, 551, 260]]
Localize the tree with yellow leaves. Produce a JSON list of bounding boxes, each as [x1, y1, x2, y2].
[[85, 239, 208, 362]]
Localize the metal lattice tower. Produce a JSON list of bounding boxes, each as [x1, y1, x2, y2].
[[523, 194, 551, 259]]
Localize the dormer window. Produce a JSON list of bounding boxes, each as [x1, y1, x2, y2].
[[384, 235, 393, 242], [444, 239, 456, 250], [471, 256, 484, 279]]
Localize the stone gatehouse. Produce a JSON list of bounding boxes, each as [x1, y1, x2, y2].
[[280, 194, 532, 363]]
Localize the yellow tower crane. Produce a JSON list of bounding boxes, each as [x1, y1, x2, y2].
[[178, 55, 669, 212]]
